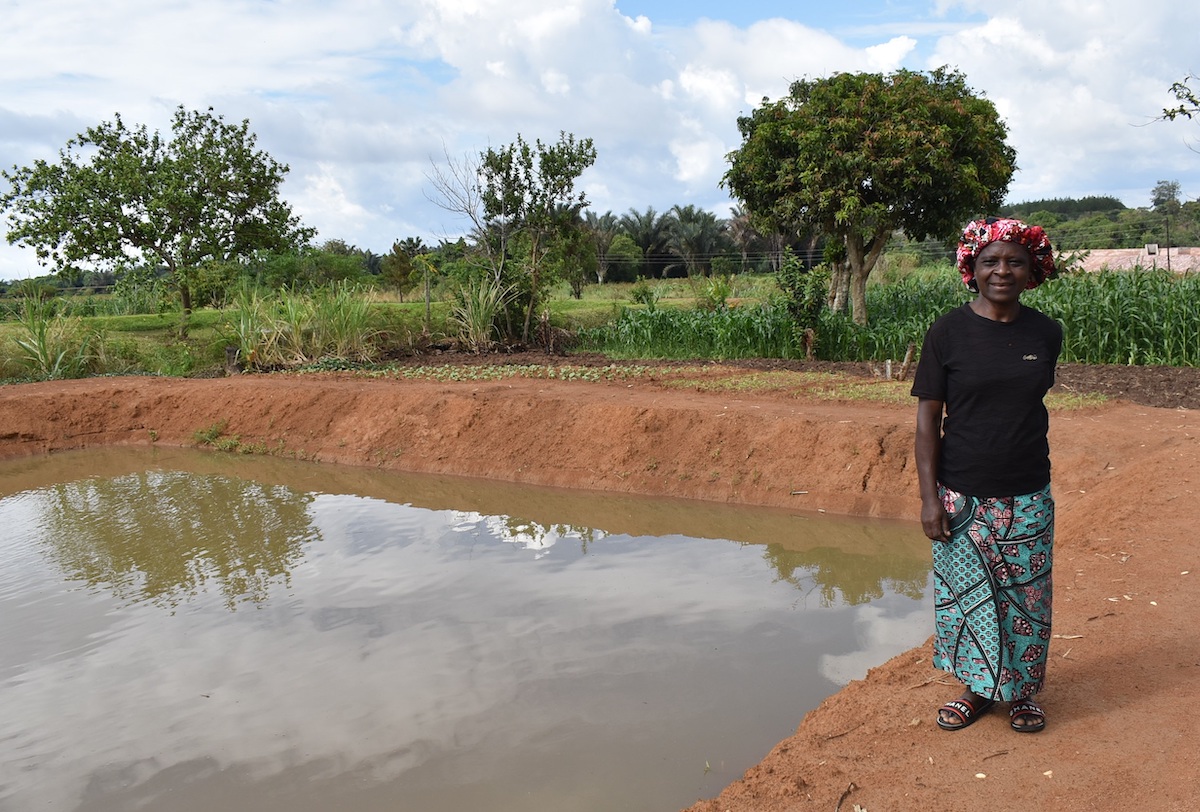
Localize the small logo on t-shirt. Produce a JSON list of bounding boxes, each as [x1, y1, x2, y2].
[[1023, 354, 1038, 361]]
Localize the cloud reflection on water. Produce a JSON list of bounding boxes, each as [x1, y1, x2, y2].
[[0, 452, 932, 812]]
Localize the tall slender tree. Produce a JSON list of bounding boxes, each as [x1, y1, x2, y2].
[[583, 210, 619, 283], [726, 205, 761, 273]]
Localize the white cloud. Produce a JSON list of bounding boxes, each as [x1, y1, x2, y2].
[[669, 119, 727, 185], [866, 35, 918, 70], [2, 0, 1199, 280], [926, 0, 1200, 203], [820, 601, 930, 685]]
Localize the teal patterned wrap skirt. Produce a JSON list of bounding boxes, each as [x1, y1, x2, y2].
[[932, 483, 1054, 702]]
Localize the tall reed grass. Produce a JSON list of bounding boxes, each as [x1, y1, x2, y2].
[[7, 298, 95, 379], [223, 281, 381, 369], [450, 275, 516, 353]]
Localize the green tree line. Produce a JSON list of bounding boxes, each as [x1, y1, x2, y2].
[[4, 69, 1197, 346]]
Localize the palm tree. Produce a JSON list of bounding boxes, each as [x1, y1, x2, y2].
[[397, 236, 427, 257], [666, 204, 728, 277], [618, 206, 670, 278], [727, 205, 763, 273], [583, 210, 619, 283]]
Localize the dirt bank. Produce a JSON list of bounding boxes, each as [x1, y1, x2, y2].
[[0, 363, 1196, 811]]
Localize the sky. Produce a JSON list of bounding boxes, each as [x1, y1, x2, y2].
[[1, 0, 1198, 280]]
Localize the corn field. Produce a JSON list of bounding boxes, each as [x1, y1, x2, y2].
[[581, 269, 1200, 366], [579, 302, 805, 360], [1025, 270, 1199, 365]]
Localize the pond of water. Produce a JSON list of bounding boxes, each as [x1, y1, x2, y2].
[[0, 447, 932, 812]]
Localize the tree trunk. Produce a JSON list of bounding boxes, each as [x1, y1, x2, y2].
[[424, 266, 432, 334], [522, 234, 543, 344], [829, 260, 851, 314], [849, 263, 870, 326], [176, 275, 193, 339], [845, 231, 890, 326]]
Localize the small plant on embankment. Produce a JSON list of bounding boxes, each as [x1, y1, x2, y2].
[[193, 420, 241, 452]]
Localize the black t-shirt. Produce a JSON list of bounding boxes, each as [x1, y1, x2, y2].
[[910, 303, 1063, 497]]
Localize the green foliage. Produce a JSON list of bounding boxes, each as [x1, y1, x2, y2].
[[998, 196, 1126, 217], [665, 204, 730, 277], [222, 281, 381, 369], [250, 247, 370, 291], [110, 266, 171, 315], [310, 282, 380, 361], [578, 302, 803, 360], [580, 265, 1200, 367], [544, 216, 597, 300], [379, 240, 421, 297], [605, 233, 643, 283], [774, 253, 829, 331], [0, 106, 314, 318], [1151, 180, 1182, 213], [583, 210, 619, 284], [480, 132, 597, 341], [696, 274, 734, 310], [724, 67, 1016, 325], [193, 419, 232, 448], [1162, 74, 1199, 121], [617, 207, 671, 279], [7, 261, 1194, 377], [816, 270, 1200, 366], [138, 339, 210, 376], [816, 277, 967, 362], [8, 297, 95, 379], [1026, 270, 1200, 365], [628, 278, 663, 309], [450, 274, 517, 353]]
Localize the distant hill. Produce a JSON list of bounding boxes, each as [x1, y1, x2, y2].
[[999, 196, 1126, 216]]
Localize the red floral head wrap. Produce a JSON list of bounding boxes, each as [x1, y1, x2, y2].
[[956, 217, 1056, 290]]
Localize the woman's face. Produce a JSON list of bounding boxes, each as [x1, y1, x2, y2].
[[973, 240, 1033, 306]]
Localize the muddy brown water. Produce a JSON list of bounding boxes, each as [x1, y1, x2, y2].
[[0, 448, 932, 812]]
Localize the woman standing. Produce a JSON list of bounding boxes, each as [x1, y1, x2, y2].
[[911, 217, 1062, 733]]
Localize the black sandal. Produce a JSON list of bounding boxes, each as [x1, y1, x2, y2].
[[936, 694, 995, 730], [1009, 699, 1046, 732]]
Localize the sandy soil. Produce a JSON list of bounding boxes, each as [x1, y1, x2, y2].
[[0, 359, 1196, 811]]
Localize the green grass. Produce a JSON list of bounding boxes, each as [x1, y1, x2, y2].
[[2, 264, 1196, 377]]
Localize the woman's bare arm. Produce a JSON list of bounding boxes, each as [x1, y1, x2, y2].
[[915, 398, 950, 541]]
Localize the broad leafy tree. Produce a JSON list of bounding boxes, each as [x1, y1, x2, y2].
[[605, 233, 643, 282], [1, 106, 314, 331], [724, 67, 1016, 324], [546, 206, 597, 299], [480, 132, 596, 341]]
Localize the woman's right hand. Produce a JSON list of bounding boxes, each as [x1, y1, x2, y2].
[[921, 498, 951, 541]]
